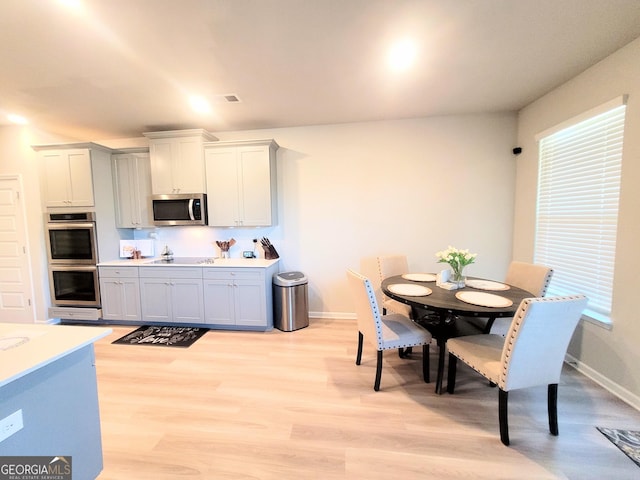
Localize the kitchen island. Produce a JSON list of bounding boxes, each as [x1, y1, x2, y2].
[[97, 257, 280, 329], [0, 323, 111, 479]]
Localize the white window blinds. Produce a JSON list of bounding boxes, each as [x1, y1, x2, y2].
[[534, 99, 626, 324]]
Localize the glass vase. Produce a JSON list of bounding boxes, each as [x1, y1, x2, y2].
[[451, 268, 466, 289]]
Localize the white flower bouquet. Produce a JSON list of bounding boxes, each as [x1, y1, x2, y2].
[[435, 246, 477, 284]]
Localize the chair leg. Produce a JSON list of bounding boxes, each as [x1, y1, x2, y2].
[[422, 344, 430, 383], [548, 383, 559, 436], [446, 353, 457, 394], [374, 350, 383, 391], [356, 331, 363, 365], [499, 389, 510, 446], [435, 338, 446, 394], [483, 316, 497, 334]]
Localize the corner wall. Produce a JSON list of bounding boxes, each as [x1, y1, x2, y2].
[[515, 37, 640, 406]]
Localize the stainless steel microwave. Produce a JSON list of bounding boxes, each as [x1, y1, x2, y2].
[[151, 193, 208, 226]]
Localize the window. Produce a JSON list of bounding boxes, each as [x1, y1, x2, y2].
[[534, 97, 627, 325]]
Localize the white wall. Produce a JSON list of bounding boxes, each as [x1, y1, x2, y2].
[[515, 37, 640, 406], [159, 113, 518, 317], [0, 126, 72, 322]]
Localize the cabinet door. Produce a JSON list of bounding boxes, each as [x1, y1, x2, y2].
[[150, 137, 206, 194], [203, 279, 236, 325], [41, 150, 94, 207], [113, 155, 135, 227], [67, 150, 94, 206], [42, 151, 71, 207], [234, 279, 267, 327], [133, 154, 153, 226], [174, 138, 206, 193], [149, 140, 175, 194], [171, 278, 204, 323], [205, 147, 240, 226], [237, 145, 273, 226], [113, 153, 153, 228], [140, 277, 172, 322], [99, 278, 125, 320], [100, 277, 141, 321], [120, 278, 142, 321]]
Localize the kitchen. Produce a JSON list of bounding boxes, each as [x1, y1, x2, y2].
[[34, 134, 282, 329]]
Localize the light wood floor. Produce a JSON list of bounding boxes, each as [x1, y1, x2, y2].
[[94, 319, 640, 479]]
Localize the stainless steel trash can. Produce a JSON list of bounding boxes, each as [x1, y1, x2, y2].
[[273, 271, 309, 331]]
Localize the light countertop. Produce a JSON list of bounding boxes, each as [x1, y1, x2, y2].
[[98, 257, 280, 268], [0, 323, 112, 388]]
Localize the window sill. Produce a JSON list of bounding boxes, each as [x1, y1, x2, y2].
[[581, 313, 612, 330]]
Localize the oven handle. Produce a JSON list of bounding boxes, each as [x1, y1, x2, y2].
[[46, 222, 96, 230], [188, 198, 195, 221]]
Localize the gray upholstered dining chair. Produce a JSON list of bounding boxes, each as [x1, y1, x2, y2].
[[376, 255, 412, 318], [465, 261, 554, 335], [446, 294, 587, 445], [346, 269, 432, 391]]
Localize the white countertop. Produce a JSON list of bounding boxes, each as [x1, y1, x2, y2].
[[0, 323, 112, 388], [98, 257, 280, 268]]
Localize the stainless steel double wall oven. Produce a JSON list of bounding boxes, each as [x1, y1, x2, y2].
[[46, 211, 101, 307]]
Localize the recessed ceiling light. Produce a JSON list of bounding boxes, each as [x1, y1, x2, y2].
[[387, 38, 418, 73], [189, 95, 211, 114], [7, 114, 28, 125]]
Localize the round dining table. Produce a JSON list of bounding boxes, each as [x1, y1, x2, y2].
[[381, 275, 534, 394]]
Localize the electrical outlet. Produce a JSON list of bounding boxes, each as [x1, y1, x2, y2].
[[0, 409, 23, 443]]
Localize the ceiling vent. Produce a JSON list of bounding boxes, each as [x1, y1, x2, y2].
[[217, 94, 241, 103]]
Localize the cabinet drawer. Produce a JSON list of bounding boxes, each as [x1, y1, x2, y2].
[[139, 267, 203, 279], [203, 268, 263, 281], [99, 266, 139, 278]]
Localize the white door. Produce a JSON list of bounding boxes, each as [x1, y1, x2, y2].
[[0, 176, 35, 323]]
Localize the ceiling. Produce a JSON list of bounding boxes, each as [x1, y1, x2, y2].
[[2, 0, 640, 141]]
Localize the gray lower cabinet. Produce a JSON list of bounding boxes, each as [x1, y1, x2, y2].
[[99, 263, 277, 328], [203, 268, 267, 327], [139, 267, 204, 323], [99, 266, 141, 321]]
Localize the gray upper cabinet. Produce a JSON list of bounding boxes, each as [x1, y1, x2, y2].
[[204, 139, 279, 227], [112, 151, 154, 228], [144, 129, 217, 194], [36, 147, 96, 207]]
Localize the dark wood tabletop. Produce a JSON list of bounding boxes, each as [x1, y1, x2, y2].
[[381, 274, 535, 394], [381, 275, 533, 318]]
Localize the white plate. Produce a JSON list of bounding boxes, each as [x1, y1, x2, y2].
[[387, 283, 432, 297], [402, 273, 437, 282], [455, 291, 513, 308], [465, 279, 510, 291]]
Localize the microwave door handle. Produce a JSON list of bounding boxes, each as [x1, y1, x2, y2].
[[188, 199, 195, 220]]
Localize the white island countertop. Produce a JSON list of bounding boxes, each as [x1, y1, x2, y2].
[[0, 323, 112, 388], [98, 257, 280, 268]]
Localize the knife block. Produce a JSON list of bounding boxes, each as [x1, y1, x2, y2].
[[262, 244, 279, 260]]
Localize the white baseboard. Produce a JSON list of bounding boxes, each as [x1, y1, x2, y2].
[[309, 311, 355, 320], [565, 353, 640, 411]]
